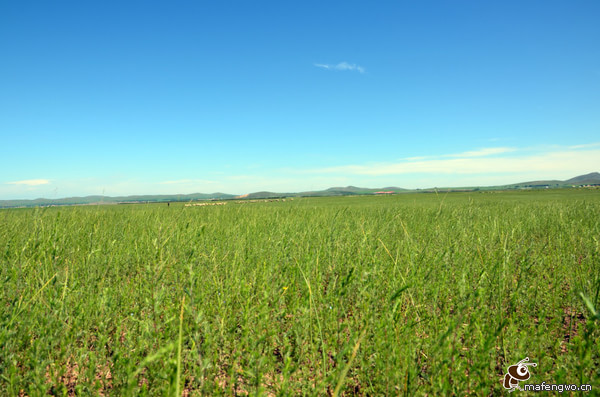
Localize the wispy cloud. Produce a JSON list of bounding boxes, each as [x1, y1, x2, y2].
[[446, 147, 516, 158], [7, 179, 50, 186], [314, 62, 365, 73], [308, 145, 600, 177], [399, 147, 516, 162], [160, 179, 216, 185], [568, 142, 600, 150]]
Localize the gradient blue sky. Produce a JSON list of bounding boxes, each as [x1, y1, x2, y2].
[[1, 1, 599, 199]]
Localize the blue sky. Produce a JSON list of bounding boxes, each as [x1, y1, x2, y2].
[[1, 1, 599, 199]]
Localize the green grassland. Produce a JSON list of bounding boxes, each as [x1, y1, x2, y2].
[[1, 190, 599, 395]]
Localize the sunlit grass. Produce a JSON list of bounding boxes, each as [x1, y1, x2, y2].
[[1, 190, 599, 395]]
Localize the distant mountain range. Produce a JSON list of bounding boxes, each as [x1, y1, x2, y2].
[[500, 172, 600, 189], [1, 172, 599, 208], [0, 192, 236, 209]]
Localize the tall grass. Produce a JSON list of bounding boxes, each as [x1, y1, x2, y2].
[[1, 190, 598, 395]]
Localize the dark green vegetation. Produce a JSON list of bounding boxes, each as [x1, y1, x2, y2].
[[1, 190, 599, 395], [3, 172, 599, 208]]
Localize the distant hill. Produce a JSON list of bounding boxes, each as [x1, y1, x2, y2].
[[504, 172, 600, 189], [305, 186, 406, 196], [565, 172, 600, 185], [1, 173, 597, 208], [505, 179, 565, 189], [240, 186, 407, 199], [242, 191, 282, 199]]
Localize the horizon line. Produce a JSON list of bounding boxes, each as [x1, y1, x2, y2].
[[1, 171, 598, 203]]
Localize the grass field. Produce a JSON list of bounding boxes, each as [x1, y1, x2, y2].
[[1, 190, 599, 395]]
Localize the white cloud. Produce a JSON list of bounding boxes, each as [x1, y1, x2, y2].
[[309, 145, 600, 178], [7, 179, 50, 186], [446, 147, 516, 158], [314, 62, 365, 73], [402, 155, 431, 161], [568, 142, 600, 150], [314, 63, 332, 70], [160, 179, 216, 185]]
